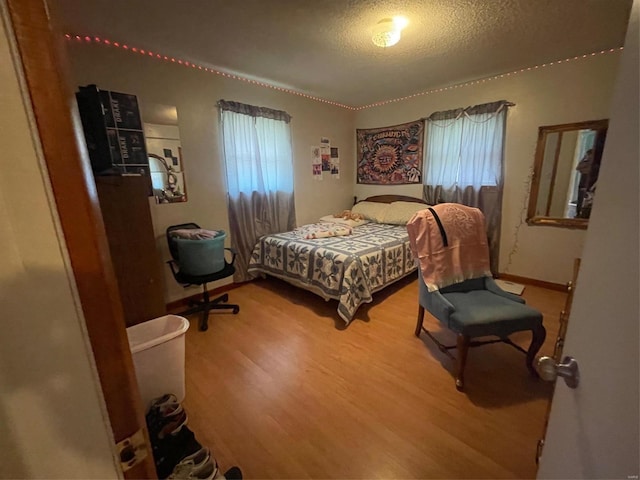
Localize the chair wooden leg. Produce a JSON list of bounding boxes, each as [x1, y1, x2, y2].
[[526, 324, 547, 377], [455, 334, 470, 391], [415, 305, 425, 337]]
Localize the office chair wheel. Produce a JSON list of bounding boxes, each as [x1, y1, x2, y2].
[[199, 319, 209, 332], [232, 306, 240, 314]]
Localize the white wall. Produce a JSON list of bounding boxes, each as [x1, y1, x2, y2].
[[354, 53, 620, 284], [66, 41, 621, 288], [538, 1, 639, 476], [0, 13, 118, 479], [66, 43, 356, 302]]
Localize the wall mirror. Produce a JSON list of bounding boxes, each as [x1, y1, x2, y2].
[[142, 103, 187, 203], [527, 119, 608, 229]]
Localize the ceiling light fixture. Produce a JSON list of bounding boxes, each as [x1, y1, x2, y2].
[[372, 16, 408, 48]]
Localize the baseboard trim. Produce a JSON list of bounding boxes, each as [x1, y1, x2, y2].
[[166, 274, 566, 311], [497, 273, 567, 292], [166, 282, 244, 313]]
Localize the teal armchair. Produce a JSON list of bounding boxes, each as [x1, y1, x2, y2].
[[416, 273, 546, 391]]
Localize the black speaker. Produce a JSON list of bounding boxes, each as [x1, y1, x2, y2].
[[76, 84, 116, 174], [76, 84, 149, 176]]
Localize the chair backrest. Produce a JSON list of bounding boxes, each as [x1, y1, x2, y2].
[[408, 203, 492, 291], [439, 277, 487, 293]]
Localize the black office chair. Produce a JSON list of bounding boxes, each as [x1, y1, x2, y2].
[[166, 223, 239, 331]]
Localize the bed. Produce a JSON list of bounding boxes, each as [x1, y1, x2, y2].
[[247, 195, 429, 324]]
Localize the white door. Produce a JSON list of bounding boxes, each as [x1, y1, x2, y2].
[[537, 2, 639, 478]]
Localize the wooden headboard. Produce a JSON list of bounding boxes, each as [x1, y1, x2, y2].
[[354, 195, 429, 205]]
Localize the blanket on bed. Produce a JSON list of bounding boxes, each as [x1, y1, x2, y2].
[[248, 223, 416, 324]]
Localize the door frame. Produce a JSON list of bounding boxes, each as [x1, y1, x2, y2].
[[5, 1, 155, 477]]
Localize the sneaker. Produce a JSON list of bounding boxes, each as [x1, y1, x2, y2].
[[146, 394, 182, 422], [146, 394, 186, 441], [156, 409, 188, 439], [147, 393, 179, 413], [153, 426, 202, 479], [169, 457, 218, 480], [146, 394, 182, 412], [168, 448, 211, 479]]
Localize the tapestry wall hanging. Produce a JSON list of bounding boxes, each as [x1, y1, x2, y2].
[[356, 119, 424, 185]]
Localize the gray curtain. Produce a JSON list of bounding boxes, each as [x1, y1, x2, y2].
[[228, 191, 296, 282], [219, 100, 296, 282], [423, 100, 512, 274], [423, 185, 502, 274], [218, 100, 292, 123]]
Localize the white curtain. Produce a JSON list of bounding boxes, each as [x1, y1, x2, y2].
[[424, 101, 511, 273], [220, 101, 296, 282], [222, 113, 294, 196]]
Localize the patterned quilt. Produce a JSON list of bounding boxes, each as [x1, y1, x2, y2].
[[247, 223, 417, 324]]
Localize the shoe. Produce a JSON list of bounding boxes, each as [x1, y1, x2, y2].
[[222, 466, 242, 480], [156, 409, 188, 439], [147, 407, 187, 442], [146, 394, 186, 441], [169, 457, 218, 480], [168, 447, 211, 479], [153, 426, 202, 479], [148, 393, 179, 412], [146, 394, 183, 423]]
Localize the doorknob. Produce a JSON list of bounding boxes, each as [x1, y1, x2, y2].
[[536, 355, 580, 388]]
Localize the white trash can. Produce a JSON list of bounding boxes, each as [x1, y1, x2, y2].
[[126, 315, 190, 411]]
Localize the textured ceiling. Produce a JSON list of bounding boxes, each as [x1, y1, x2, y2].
[[52, 0, 633, 107]]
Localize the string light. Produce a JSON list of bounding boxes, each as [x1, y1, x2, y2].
[[357, 47, 623, 110], [504, 166, 535, 273], [64, 33, 622, 111], [63, 33, 356, 110]]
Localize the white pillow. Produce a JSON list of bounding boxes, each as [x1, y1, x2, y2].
[[380, 201, 430, 225], [351, 201, 390, 222], [319, 215, 369, 228]]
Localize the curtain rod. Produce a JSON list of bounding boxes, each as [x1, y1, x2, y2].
[[217, 99, 292, 123], [420, 100, 515, 122]]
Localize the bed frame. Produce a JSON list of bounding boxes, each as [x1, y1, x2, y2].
[[354, 194, 430, 205]]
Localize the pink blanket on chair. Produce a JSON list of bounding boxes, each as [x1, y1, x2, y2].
[[407, 203, 492, 292]]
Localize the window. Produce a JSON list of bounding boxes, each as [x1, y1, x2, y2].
[[423, 100, 512, 274], [219, 103, 294, 198], [424, 104, 507, 191], [218, 100, 296, 282]]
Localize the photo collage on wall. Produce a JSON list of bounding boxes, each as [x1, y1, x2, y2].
[[311, 137, 340, 180]]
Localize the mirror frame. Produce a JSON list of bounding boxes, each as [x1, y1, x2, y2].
[[527, 119, 608, 229]]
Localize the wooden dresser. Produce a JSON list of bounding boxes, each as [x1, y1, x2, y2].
[[96, 175, 166, 327]]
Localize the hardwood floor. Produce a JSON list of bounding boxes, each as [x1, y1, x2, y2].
[[180, 275, 566, 479]]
